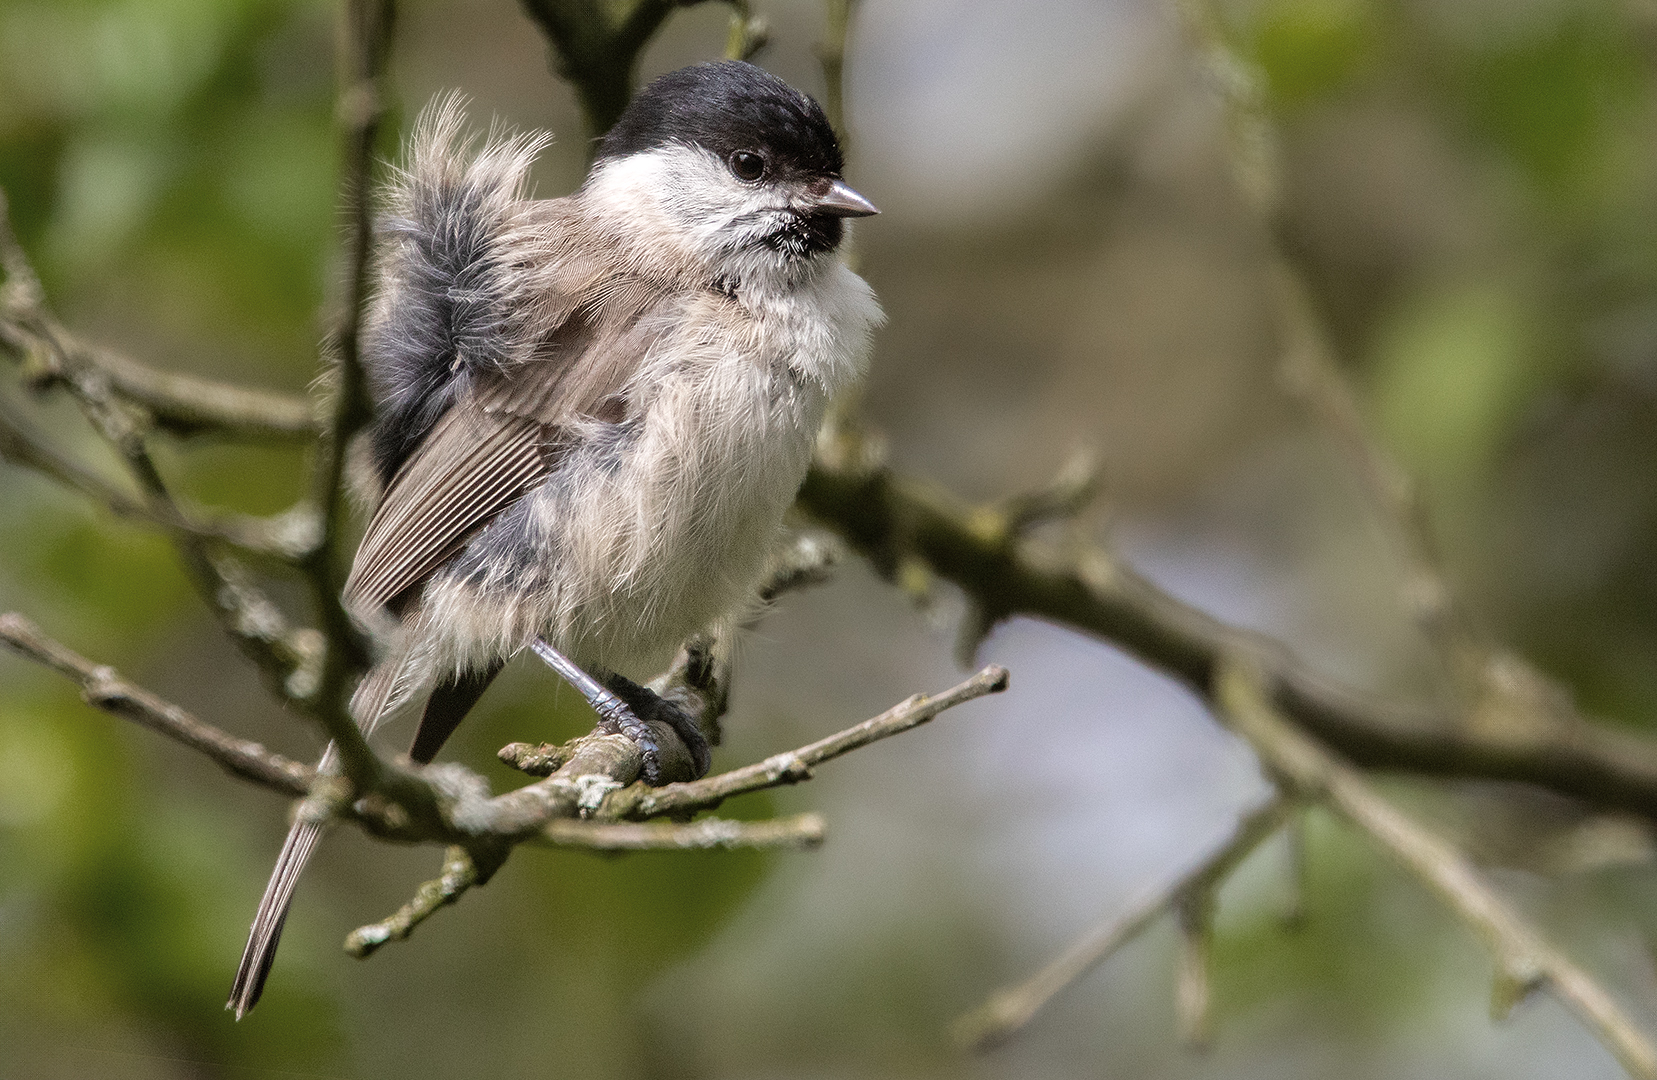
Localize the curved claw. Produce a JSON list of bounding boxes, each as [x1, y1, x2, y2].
[[654, 698, 712, 777], [593, 697, 666, 784], [599, 674, 711, 784]]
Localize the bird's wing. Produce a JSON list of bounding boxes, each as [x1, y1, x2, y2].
[[342, 405, 547, 614], [342, 277, 678, 616]]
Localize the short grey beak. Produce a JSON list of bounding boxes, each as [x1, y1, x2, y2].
[[813, 179, 879, 218]]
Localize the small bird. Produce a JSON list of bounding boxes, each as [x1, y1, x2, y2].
[[229, 60, 882, 1017]]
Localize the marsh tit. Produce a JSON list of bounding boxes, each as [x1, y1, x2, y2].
[[229, 60, 882, 1017]]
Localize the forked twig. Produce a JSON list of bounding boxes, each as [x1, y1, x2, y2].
[[1218, 658, 1657, 1080], [954, 795, 1290, 1051]]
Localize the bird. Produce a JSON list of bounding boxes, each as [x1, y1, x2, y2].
[[228, 59, 882, 1017]]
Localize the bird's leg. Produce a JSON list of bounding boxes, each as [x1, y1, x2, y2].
[[530, 637, 710, 784], [530, 638, 659, 777]]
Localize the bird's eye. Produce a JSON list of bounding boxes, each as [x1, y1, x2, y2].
[[729, 151, 766, 182]]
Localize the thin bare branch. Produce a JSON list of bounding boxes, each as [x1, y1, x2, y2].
[[335, 671, 1004, 955], [0, 613, 314, 795], [954, 795, 1290, 1051], [0, 394, 320, 559], [1218, 658, 1657, 1080], [606, 664, 1010, 820], [758, 530, 841, 604], [721, 0, 768, 60], [997, 448, 1103, 537], [539, 812, 825, 850], [1171, 0, 1277, 218], [0, 616, 431, 843], [1281, 804, 1308, 928], [817, 0, 856, 144], [1174, 887, 1215, 1052], [275, 0, 398, 794], [83, 345, 318, 439], [342, 814, 819, 957], [517, 0, 710, 140], [0, 187, 337, 709], [1271, 267, 1479, 682], [102, 404, 330, 709], [0, 393, 177, 527], [0, 191, 41, 311], [498, 739, 573, 776], [345, 845, 479, 958], [0, 190, 339, 733], [1172, 1, 1483, 696], [0, 314, 315, 439], [303, 0, 391, 678]]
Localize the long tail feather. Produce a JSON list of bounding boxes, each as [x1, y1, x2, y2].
[[227, 659, 403, 1018], [227, 812, 326, 1018]]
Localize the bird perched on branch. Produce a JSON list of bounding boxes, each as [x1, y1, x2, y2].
[[230, 60, 882, 1016]]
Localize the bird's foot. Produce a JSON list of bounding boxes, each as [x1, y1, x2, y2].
[[595, 673, 712, 785]]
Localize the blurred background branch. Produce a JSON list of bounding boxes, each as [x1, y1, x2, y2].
[[1218, 658, 1657, 1080], [954, 793, 1293, 1052], [0, 612, 315, 795], [800, 430, 1657, 823]]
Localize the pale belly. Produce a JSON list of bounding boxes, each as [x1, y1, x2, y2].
[[422, 352, 824, 681]]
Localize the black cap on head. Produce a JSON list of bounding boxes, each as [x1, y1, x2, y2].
[[597, 61, 844, 180]]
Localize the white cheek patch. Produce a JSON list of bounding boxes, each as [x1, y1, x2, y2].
[[583, 146, 797, 270]]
